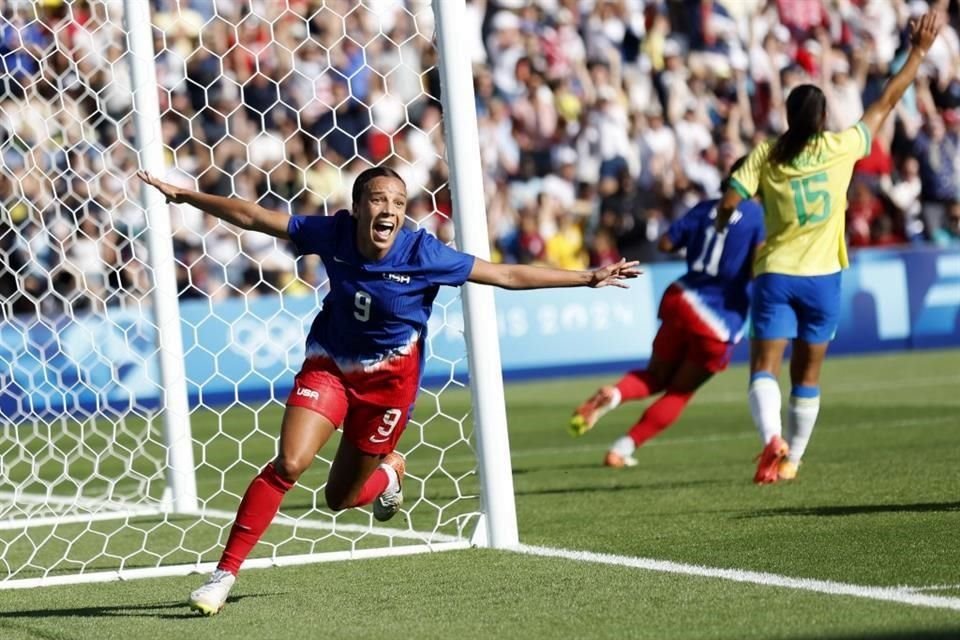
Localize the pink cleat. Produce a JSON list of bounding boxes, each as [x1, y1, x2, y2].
[[754, 436, 789, 484]]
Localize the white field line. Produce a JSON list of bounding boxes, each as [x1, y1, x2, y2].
[[516, 544, 960, 612], [0, 541, 472, 590], [901, 584, 960, 593]]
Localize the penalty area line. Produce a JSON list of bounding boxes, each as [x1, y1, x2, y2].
[[514, 544, 960, 612]]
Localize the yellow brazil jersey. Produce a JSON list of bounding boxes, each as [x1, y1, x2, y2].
[[730, 121, 872, 276]]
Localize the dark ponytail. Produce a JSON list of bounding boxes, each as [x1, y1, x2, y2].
[[768, 85, 827, 167]]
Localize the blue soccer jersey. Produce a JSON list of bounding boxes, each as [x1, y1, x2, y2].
[[666, 198, 765, 342], [287, 210, 476, 369]]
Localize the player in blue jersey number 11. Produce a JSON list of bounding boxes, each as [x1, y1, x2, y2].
[[569, 158, 764, 467], [138, 167, 640, 615]]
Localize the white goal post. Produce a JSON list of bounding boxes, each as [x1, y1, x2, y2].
[[0, 0, 516, 588]]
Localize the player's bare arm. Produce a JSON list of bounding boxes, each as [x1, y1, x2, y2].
[[467, 258, 641, 290], [715, 188, 743, 233], [861, 11, 942, 138], [658, 234, 676, 253], [137, 170, 291, 239], [749, 241, 765, 278]]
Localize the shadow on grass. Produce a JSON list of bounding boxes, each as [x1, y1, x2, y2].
[[789, 629, 960, 640], [515, 478, 725, 497], [740, 500, 960, 519], [0, 593, 275, 621], [511, 461, 615, 475]]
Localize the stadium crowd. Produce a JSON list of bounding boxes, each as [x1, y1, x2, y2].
[[2, 0, 960, 314]]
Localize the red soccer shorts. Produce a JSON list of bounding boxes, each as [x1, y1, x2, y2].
[[285, 350, 420, 455], [653, 285, 733, 373]]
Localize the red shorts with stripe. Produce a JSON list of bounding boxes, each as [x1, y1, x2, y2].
[[653, 285, 733, 374], [286, 345, 421, 455]]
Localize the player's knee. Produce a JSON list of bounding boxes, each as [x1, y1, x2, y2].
[[644, 363, 672, 389], [792, 372, 821, 388], [323, 486, 350, 512], [273, 456, 310, 484], [789, 355, 825, 387], [663, 386, 697, 401]]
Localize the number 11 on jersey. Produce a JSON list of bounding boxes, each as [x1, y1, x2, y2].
[[692, 226, 727, 276]]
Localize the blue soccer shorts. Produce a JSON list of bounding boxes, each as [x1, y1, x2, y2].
[[750, 272, 842, 343]]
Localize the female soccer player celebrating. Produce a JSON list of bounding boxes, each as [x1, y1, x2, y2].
[[138, 167, 639, 615], [715, 12, 942, 484]]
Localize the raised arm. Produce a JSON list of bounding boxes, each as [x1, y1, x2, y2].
[[860, 11, 942, 139], [715, 187, 743, 233], [467, 257, 641, 290], [715, 148, 764, 232], [137, 171, 291, 239], [657, 233, 677, 253]]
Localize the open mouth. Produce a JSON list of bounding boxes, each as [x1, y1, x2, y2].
[[372, 219, 396, 242]]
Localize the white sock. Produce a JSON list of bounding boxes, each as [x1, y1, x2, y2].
[[607, 387, 622, 411], [786, 392, 820, 465], [610, 435, 636, 459], [380, 463, 399, 494], [748, 374, 782, 445]]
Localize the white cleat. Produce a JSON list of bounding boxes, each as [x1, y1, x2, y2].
[[373, 452, 406, 522], [188, 568, 236, 616], [603, 450, 639, 468], [604, 436, 639, 468]]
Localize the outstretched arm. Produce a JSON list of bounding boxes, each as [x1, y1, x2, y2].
[[137, 171, 291, 239], [658, 234, 677, 253], [861, 11, 942, 139], [467, 257, 641, 290]]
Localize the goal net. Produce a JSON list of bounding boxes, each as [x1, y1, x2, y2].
[[0, 0, 514, 588]]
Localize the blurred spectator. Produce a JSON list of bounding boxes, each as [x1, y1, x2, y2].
[[517, 209, 546, 264], [881, 156, 924, 242], [544, 205, 588, 270], [848, 181, 888, 248], [776, 0, 829, 39], [933, 201, 960, 247], [66, 210, 116, 311], [589, 227, 622, 268], [914, 114, 959, 238]]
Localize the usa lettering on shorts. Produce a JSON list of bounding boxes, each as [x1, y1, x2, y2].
[[295, 386, 319, 400]]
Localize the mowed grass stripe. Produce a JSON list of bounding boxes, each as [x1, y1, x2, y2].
[[0, 350, 956, 639], [441, 414, 956, 465]]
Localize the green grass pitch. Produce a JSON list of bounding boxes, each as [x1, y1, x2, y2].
[[0, 349, 958, 639]]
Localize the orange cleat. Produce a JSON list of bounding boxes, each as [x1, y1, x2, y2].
[[570, 387, 618, 436], [777, 459, 799, 481], [374, 451, 406, 522], [753, 436, 789, 484]]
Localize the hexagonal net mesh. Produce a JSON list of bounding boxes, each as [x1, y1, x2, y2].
[[0, 0, 487, 587]]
